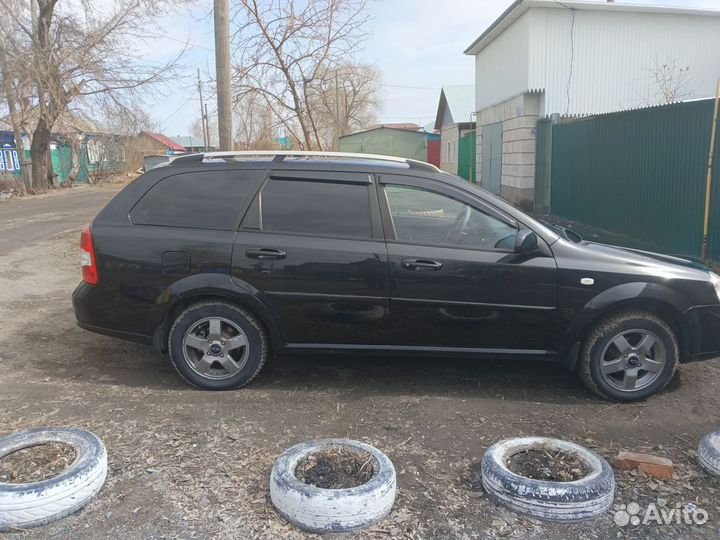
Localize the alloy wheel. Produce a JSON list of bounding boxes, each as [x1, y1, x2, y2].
[[599, 329, 666, 392], [182, 317, 249, 380]]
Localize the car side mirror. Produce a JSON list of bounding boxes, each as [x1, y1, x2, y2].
[[515, 229, 539, 253]]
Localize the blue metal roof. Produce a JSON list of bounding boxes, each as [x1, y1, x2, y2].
[[170, 135, 206, 148]]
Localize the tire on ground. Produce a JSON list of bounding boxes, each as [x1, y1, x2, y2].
[[270, 439, 396, 533], [698, 431, 720, 477], [0, 428, 107, 531], [481, 436, 615, 522], [578, 310, 679, 401], [168, 300, 268, 390]]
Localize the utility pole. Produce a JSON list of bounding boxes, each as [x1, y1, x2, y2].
[[197, 68, 209, 152], [204, 103, 211, 150], [335, 70, 340, 150], [701, 78, 720, 260], [214, 0, 233, 150]]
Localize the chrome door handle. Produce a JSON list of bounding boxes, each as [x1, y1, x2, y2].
[[401, 258, 443, 271], [245, 247, 287, 260]]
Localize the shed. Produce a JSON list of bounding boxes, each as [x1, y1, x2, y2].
[[338, 126, 440, 165], [129, 131, 187, 170]]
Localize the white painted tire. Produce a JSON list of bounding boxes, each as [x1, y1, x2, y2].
[[481, 437, 615, 522], [698, 431, 720, 477], [270, 438, 396, 533], [0, 428, 107, 531]]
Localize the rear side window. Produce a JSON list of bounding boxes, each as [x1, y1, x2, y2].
[[130, 171, 261, 230], [260, 179, 371, 239]]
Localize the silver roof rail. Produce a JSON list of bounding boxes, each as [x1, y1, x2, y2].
[[169, 150, 441, 173]]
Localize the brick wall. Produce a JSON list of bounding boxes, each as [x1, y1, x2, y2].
[[440, 125, 459, 175]]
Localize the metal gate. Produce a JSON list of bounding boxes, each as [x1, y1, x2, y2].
[[481, 122, 502, 194], [457, 130, 476, 182]]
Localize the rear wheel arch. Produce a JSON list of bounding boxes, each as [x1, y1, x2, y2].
[[155, 292, 282, 354], [167, 300, 269, 390]]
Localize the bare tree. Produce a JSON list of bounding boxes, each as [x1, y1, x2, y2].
[[191, 115, 218, 149], [647, 57, 693, 105], [232, 0, 374, 150], [306, 63, 381, 149], [69, 103, 150, 183], [0, 0, 184, 190], [98, 103, 157, 172], [233, 90, 280, 150], [0, 3, 34, 194]]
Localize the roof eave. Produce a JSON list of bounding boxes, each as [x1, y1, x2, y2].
[[434, 89, 448, 131], [464, 0, 720, 56], [464, 0, 524, 55]]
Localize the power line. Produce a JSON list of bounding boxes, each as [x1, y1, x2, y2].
[[381, 84, 440, 90], [158, 98, 193, 129], [144, 31, 216, 53], [377, 114, 435, 119]]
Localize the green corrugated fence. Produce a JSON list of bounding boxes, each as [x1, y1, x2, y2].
[[458, 130, 477, 182], [545, 99, 720, 260]]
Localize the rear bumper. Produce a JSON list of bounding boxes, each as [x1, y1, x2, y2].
[[76, 320, 153, 346], [684, 305, 720, 362], [73, 281, 153, 346]]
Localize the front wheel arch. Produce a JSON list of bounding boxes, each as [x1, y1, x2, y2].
[[577, 309, 680, 401], [562, 297, 690, 371], [587, 300, 688, 361]]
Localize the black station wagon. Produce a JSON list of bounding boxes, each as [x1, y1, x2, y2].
[[73, 151, 720, 401]]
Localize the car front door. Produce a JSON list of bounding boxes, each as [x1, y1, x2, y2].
[[231, 170, 390, 347], [378, 174, 558, 356]]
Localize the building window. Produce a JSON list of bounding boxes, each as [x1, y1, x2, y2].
[[0, 149, 18, 171], [87, 139, 102, 164]]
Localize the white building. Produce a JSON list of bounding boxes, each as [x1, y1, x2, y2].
[[434, 85, 476, 175], [464, 0, 720, 208]]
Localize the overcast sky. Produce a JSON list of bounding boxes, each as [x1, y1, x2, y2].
[[142, 0, 720, 138]]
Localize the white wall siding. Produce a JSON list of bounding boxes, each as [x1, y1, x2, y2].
[[527, 7, 720, 116], [475, 11, 530, 113]]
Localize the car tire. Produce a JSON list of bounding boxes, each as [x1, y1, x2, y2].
[[578, 310, 678, 401], [0, 428, 107, 531], [481, 437, 615, 522], [270, 439, 396, 533], [168, 301, 268, 390], [698, 431, 720, 477]]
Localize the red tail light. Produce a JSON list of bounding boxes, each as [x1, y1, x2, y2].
[[80, 225, 98, 285]]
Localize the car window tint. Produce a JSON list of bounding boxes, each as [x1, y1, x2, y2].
[[131, 171, 259, 230], [261, 179, 371, 239], [385, 184, 517, 250]]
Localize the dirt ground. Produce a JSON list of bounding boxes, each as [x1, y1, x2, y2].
[[1, 196, 720, 539]]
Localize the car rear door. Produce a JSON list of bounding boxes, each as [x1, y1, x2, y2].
[[377, 174, 558, 355], [231, 170, 390, 347]]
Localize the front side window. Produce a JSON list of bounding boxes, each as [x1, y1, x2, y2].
[[385, 184, 517, 250], [260, 179, 371, 239]]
